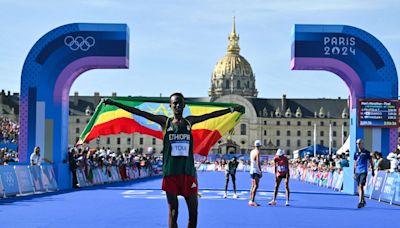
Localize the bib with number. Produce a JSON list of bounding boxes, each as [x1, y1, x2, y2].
[[171, 141, 190, 157]]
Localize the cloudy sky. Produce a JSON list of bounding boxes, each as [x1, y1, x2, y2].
[[1, 0, 399, 99]]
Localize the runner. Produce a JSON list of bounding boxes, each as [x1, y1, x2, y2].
[[223, 156, 239, 198], [248, 140, 262, 206], [104, 93, 241, 228], [269, 148, 290, 206]]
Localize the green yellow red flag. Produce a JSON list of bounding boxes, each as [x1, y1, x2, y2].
[[78, 97, 245, 156]]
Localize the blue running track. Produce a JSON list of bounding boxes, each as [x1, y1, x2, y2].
[[0, 172, 398, 228]]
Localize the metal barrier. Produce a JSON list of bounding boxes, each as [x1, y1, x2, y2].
[[0, 165, 58, 198]]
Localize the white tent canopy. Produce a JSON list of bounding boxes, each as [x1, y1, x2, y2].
[[336, 136, 350, 155]]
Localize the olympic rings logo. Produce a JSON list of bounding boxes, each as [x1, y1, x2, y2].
[[64, 36, 95, 51]]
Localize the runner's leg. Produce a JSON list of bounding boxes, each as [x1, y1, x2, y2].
[[185, 193, 198, 228], [166, 192, 179, 228]]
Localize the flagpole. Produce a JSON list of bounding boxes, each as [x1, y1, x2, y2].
[[313, 123, 316, 157]]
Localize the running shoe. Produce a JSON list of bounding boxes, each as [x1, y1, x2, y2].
[[233, 194, 239, 199], [361, 200, 366, 207], [248, 201, 260, 207], [357, 202, 362, 208], [223, 193, 227, 198], [285, 201, 290, 206], [268, 200, 277, 206]]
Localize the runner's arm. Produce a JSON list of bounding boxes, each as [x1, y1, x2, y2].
[[103, 99, 167, 126], [186, 106, 242, 125]]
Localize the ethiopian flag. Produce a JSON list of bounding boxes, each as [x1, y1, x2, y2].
[[78, 97, 245, 156]]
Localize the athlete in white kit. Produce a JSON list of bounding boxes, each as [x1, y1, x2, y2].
[[248, 140, 262, 206]]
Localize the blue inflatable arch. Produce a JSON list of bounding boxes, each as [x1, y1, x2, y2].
[[19, 23, 129, 189]]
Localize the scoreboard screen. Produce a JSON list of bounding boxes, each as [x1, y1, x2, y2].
[[358, 99, 398, 128]]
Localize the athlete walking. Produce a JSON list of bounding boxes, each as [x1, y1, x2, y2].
[[248, 140, 262, 206], [269, 148, 290, 206], [223, 156, 239, 198], [104, 93, 241, 228]]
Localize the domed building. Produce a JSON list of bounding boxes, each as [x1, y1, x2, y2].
[[209, 17, 258, 99]]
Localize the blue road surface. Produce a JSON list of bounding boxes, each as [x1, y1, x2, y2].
[[0, 172, 399, 228]]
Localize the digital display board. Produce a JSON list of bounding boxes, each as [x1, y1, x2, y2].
[[358, 99, 398, 128]]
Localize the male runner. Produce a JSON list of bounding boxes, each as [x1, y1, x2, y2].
[[269, 148, 290, 206], [249, 140, 262, 206], [104, 93, 241, 228], [223, 156, 239, 198]]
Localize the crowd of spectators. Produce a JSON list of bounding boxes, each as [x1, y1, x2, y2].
[[0, 117, 19, 144], [66, 146, 162, 187]]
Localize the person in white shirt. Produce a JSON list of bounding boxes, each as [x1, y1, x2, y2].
[[248, 140, 262, 206], [387, 148, 400, 172], [30, 146, 52, 166]]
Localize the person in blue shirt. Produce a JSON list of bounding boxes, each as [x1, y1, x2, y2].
[[353, 138, 374, 208]]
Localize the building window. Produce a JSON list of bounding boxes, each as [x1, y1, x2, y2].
[[264, 120, 267, 125], [75, 128, 80, 134], [286, 139, 290, 147], [307, 131, 311, 137], [287, 121, 291, 126], [76, 118, 80, 123], [308, 121, 312, 126], [237, 80, 241, 89], [276, 121, 280, 126], [117, 137, 121, 145], [152, 138, 156, 145], [86, 119, 90, 123], [297, 121, 301, 126], [263, 139, 267, 146], [139, 137, 143, 145], [344, 131, 347, 137], [333, 122, 337, 126], [127, 138, 131, 145], [286, 130, 291, 136], [320, 121, 324, 126], [333, 140, 337, 148], [307, 140, 311, 146], [320, 140, 324, 146], [297, 130, 301, 136], [263, 130, 267, 136], [276, 130, 280, 136], [297, 139, 301, 147], [276, 139, 280, 146], [225, 80, 230, 89], [320, 131, 324, 137], [333, 131, 337, 137], [344, 122, 347, 126], [106, 137, 110, 144], [240, 124, 246, 135], [75, 137, 80, 144]]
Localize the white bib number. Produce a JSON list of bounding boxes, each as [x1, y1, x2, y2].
[[277, 165, 286, 172], [171, 142, 189, 157]]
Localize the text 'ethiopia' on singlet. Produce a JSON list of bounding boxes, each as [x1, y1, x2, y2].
[[162, 118, 196, 177]]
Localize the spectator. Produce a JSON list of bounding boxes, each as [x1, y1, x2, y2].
[[373, 151, 389, 171], [30, 146, 52, 166], [387, 149, 400, 172]]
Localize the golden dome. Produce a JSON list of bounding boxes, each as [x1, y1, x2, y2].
[[209, 16, 257, 98]]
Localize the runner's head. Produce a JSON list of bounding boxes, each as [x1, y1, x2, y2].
[[254, 140, 262, 148], [276, 149, 285, 157], [169, 92, 185, 117]]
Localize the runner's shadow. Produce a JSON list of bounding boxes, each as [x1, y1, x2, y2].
[[290, 205, 400, 211]]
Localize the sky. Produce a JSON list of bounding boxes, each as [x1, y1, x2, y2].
[[1, 0, 399, 99]]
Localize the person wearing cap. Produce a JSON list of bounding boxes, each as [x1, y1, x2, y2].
[[269, 148, 290, 206], [223, 156, 239, 198], [354, 138, 374, 208], [248, 140, 262, 206], [104, 93, 242, 228]]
